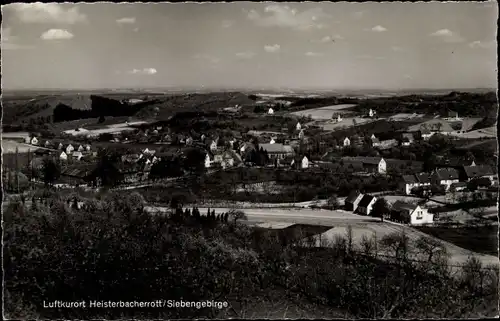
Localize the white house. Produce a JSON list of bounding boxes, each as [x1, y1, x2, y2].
[[291, 155, 309, 169], [268, 108, 274, 115], [345, 191, 364, 212], [24, 136, 31, 144], [85, 144, 91, 151], [209, 140, 218, 152], [368, 109, 375, 117], [298, 129, 305, 140], [77, 145, 85, 152], [337, 114, 343, 122], [185, 137, 193, 146], [371, 135, 381, 147], [205, 153, 213, 168], [58, 142, 64, 150], [432, 168, 460, 191], [59, 151, 68, 161], [269, 137, 276, 144], [391, 201, 433, 225], [401, 133, 415, 146], [65, 144, 74, 154], [31, 137, 39, 145], [400, 173, 432, 195], [201, 134, 206, 142], [341, 156, 387, 175], [296, 122, 301, 131], [343, 137, 351, 147], [357, 194, 377, 215]]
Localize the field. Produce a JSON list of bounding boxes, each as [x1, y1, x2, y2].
[[290, 104, 357, 120], [451, 126, 497, 139], [388, 113, 426, 121], [311, 222, 499, 267], [319, 117, 376, 131], [416, 225, 498, 256], [2, 140, 47, 154], [457, 139, 497, 152]]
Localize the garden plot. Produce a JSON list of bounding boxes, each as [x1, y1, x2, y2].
[[319, 117, 375, 131], [290, 104, 357, 120]]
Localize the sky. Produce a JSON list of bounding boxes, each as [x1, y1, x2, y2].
[[1, 2, 498, 90]]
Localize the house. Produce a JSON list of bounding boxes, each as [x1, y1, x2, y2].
[[207, 139, 218, 152], [400, 173, 431, 195], [185, 136, 194, 146], [77, 145, 85, 152], [44, 140, 52, 148], [341, 156, 387, 174], [31, 137, 39, 145], [357, 194, 377, 215], [290, 155, 309, 169], [59, 151, 68, 161], [268, 107, 274, 115], [85, 144, 91, 151], [408, 119, 454, 136], [24, 136, 31, 144], [239, 142, 255, 155], [462, 165, 495, 184], [259, 143, 295, 160], [200, 134, 206, 142], [298, 129, 305, 140], [432, 168, 460, 191], [401, 133, 414, 146], [336, 114, 343, 122], [368, 109, 375, 117], [65, 144, 75, 154], [204, 152, 213, 168], [420, 128, 434, 140], [72, 151, 83, 161], [450, 182, 468, 192], [371, 135, 381, 147], [220, 151, 236, 169], [269, 137, 276, 144], [343, 137, 351, 147], [296, 122, 302, 131], [345, 191, 364, 212], [390, 201, 433, 225]]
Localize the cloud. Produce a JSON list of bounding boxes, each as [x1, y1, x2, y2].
[[193, 54, 220, 64], [221, 20, 234, 28], [352, 11, 365, 19], [356, 54, 385, 60], [236, 51, 256, 59], [40, 29, 74, 40], [317, 35, 344, 43], [264, 44, 281, 53], [391, 46, 405, 52], [116, 17, 136, 24], [129, 68, 157, 75], [7, 3, 86, 24], [305, 51, 324, 57], [430, 29, 464, 43], [2, 29, 35, 50], [246, 5, 331, 31], [369, 25, 387, 32], [468, 40, 496, 49]]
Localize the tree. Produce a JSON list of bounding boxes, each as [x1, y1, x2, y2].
[[326, 195, 340, 209], [371, 198, 390, 222], [184, 148, 206, 174], [90, 154, 123, 188], [41, 158, 61, 188], [228, 209, 247, 223]]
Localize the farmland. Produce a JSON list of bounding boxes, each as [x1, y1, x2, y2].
[[318, 117, 376, 131], [290, 104, 357, 120]]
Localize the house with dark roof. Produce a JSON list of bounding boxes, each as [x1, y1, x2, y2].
[[399, 173, 431, 195], [345, 191, 364, 212], [401, 133, 415, 146], [431, 168, 460, 191], [259, 143, 295, 160], [390, 201, 433, 225], [341, 156, 387, 174], [462, 165, 495, 185], [356, 194, 377, 215], [290, 155, 309, 169]]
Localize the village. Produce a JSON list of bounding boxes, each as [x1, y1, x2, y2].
[[3, 93, 498, 231]]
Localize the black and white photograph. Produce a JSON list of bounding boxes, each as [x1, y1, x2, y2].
[[2, 1, 499, 319]]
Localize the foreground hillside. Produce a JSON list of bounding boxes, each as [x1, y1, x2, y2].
[[4, 192, 498, 319], [2, 92, 255, 126]]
